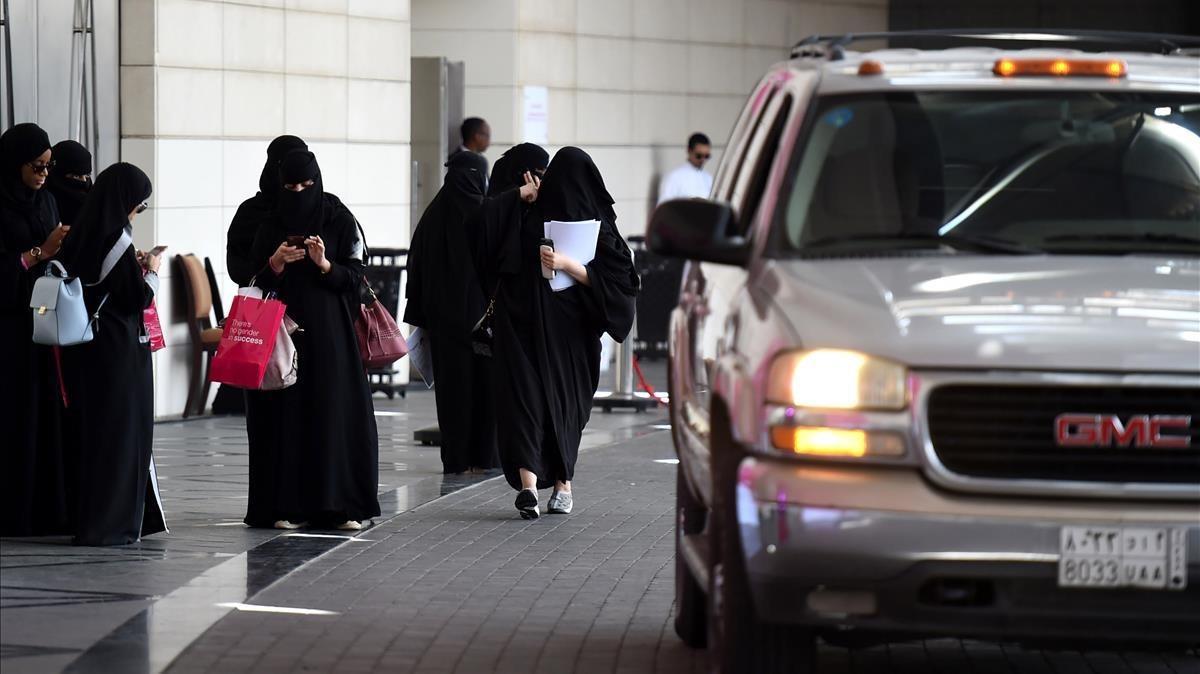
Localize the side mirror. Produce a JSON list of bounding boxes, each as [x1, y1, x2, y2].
[[646, 199, 749, 266]]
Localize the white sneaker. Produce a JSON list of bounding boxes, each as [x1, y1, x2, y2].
[[547, 491, 573, 514], [274, 520, 307, 530], [337, 520, 363, 531]]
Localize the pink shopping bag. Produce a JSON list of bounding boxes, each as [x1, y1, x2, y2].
[[209, 294, 287, 389], [144, 301, 166, 352]]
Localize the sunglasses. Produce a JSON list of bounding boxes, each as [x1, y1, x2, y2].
[[692, 152, 711, 160], [27, 160, 56, 175], [136, 202, 149, 214]]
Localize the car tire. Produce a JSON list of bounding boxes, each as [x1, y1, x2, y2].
[[707, 401, 816, 674], [675, 464, 708, 647]]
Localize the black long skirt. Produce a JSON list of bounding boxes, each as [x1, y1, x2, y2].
[[64, 311, 166, 546], [430, 332, 498, 474], [0, 330, 71, 536]]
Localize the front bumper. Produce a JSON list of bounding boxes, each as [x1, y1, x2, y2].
[[737, 457, 1200, 644]]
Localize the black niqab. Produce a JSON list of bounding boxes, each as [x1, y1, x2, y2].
[[538, 146, 617, 224], [47, 140, 92, 226], [487, 143, 549, 197], [59, 162, 151, 284], [258, 135, 307, 205], [0, 123, 52, 217], [227, 135, 309, 286], [276, 150, 326, 236]]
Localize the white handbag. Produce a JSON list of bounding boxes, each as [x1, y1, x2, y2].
[[30, 230, 131, 346], [260, 314, 299, 391]]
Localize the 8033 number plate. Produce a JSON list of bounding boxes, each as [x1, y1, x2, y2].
[[1059, 526, 1187, 590]]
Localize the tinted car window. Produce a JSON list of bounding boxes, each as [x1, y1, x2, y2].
[[779, 91, 1200, 256]]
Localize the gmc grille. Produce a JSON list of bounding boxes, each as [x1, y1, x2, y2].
[[926, 385, 1200, 485]]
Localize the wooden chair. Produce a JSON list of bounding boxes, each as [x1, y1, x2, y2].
[[204, 257, 226, 325], [174, 254, 222, 417]]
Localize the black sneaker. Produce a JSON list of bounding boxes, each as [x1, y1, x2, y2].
[[515, 489, 539, 520]]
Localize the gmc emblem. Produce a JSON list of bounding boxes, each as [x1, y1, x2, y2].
[[1054, 414, 1192, 448]]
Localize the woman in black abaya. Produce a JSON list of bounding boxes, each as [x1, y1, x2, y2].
[[405, 152, 514, 474], [46, 140, 92, 227], [58, 162, 167, 546], [0, 123, 72, 537], [248, 150, 380, 531], [477, 146, 638, 519]]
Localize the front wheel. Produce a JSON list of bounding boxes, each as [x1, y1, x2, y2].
[[706, 401, 815, 674]]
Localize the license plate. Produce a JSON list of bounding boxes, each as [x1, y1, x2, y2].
[[1059, 526, 1187, 590]]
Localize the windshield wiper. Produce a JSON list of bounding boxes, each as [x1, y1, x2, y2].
[[802, 233, 1041, 255], [1043, 233, 1200, 247]]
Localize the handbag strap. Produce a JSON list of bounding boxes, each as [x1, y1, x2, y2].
[[87, 228, 133, 287]]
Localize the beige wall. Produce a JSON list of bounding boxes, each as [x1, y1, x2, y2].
[[120, 0, 412, 418], [413, 0, 887, 236]]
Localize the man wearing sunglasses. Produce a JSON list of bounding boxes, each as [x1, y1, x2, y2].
[[657, 132, 714, 204]]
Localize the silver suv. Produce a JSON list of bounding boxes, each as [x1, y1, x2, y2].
[[647, 30, 1200, 673]]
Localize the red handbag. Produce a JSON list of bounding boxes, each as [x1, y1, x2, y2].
[[355, 281, 407, 369]]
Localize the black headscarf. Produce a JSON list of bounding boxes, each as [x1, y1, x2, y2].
[[59, 162, 151, 284], [487, 143, 549, 197], [445, 149, 488, 201], [0, 123, 53, 217], [258, 135, 307, 206], [537, 146, 617, 224], [46, 140, 92, 227], [276, 150, 326, 236]]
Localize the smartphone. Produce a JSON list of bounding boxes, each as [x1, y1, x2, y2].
[[539, 237, 555, 280], [286, 235, 308, 249], [148, 245, 168, 257]]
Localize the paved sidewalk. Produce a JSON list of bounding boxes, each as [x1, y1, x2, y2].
[[0, 382, 668, 674], [165, 432, 1200, 674]]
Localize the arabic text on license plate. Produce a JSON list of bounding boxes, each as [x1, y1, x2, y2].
[[1058, 526, 1187, 590]]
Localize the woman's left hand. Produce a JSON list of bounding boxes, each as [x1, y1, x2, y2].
[[305, 235, 331, 273]]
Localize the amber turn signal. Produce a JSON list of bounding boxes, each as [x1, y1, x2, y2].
[[769, 426, 905, 458], [993, 58, 1127, 78]]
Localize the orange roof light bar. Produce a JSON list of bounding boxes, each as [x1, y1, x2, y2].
[[993, 58, 1127, 78]]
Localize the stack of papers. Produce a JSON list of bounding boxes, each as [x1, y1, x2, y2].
[[544, 220, 601, 291]]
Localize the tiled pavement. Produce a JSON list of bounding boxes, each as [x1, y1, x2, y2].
[[165, 431, 1199, 674]]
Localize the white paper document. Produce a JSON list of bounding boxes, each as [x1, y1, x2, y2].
[[543, 219, 601, 292], [405, 327, 434, 388]]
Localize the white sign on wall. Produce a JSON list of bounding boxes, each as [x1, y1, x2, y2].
[[522, 85, 549, 144]]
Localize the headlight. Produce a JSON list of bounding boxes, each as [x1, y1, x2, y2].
[[766, 349, 908, 410]]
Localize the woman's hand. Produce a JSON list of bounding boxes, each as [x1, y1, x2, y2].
[[41, 224, 70, 258], [519, 171, 540, 203], [540, 248, 592, 287], [143, 252, 162, 274], [270, 241, 306, 274], [305, 235, 331, 273]]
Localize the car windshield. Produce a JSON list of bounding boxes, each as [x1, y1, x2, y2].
[[779, 91, 1200, 256]]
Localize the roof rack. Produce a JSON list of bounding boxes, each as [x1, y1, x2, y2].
[[790, 29, 1200, 60]]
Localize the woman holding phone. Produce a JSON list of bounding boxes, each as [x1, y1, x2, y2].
[[476, 147, 639, 519], [58, 162, 168, 546], [247, 149, 379, 531]]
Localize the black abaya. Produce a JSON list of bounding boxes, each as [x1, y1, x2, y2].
[[58, 162, 166, 546], [476, 147, 638, 490], [0, 123, 71, 537], [405, 151, 499, 473], [246, 151, 380, 527]]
